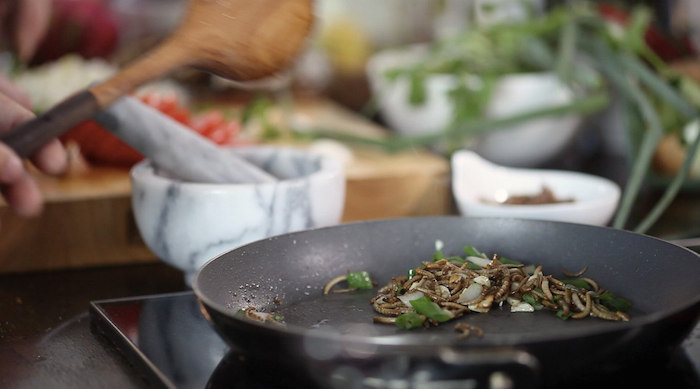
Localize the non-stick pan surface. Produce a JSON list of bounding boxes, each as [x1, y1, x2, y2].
[[194, 217, 700, 387]]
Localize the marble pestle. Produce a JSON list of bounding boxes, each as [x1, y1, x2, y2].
[[93, 96, 276, 184]]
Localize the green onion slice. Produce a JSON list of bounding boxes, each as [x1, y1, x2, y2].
[[409, 296, 453, 322], [395, 312, 426, 329], [346, 271, 373, 289]]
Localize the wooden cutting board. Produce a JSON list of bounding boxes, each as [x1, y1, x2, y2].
[[0, 98, 451, 273]]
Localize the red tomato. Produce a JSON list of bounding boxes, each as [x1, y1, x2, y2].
[[138, 93, 191, 125], [62, 91, 246, 167], [60, 120, 144, 167], [190, 111, 242, 145]]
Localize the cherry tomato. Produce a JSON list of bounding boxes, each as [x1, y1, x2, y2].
[[62, 91, 247, 167]]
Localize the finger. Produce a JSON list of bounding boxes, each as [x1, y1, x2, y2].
[[0, 142, 42, 217], [0, 92, 67, 176], [0, 74, 32, 110], [1, 175, 43, 217], [31, 138, 67, 176], [13, 0, 52, 63], [0, 91, 33, 130], [0, 142, 24, 183]]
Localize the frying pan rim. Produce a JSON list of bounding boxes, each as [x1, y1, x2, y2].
[[192, 216, 700, 347]]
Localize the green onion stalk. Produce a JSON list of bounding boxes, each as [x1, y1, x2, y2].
[[293, 3, 700, 234]]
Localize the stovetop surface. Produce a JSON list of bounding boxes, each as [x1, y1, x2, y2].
[[90, 291, 700, 389]]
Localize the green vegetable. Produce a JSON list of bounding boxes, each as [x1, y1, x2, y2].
[[296, 3, 700, 234], [522, 293, 543, 309], [463, 245, 487, 258], [407, 268, 416, 280], [409, 296, 452, 322], [596, 290, 632, 312], [465, 262, 484, 270], [395, 312, 426, 329], [498, 257, 522, 265], [444, 256, 466, 264], [556, 310, 572, 320], [346, 271, 373, 289]]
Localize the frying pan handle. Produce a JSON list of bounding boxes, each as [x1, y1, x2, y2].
[[0, 90, 99, 158]]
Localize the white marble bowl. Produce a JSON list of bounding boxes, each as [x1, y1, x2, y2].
[[130, 146, 346, 285], [451, 150, 620, 226], [366, 45, 582, 167]]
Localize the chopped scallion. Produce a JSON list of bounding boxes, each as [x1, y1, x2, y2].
[[409, 296, 452, 322], [395, 312, 426, 329], [346, 271, 373, 289]]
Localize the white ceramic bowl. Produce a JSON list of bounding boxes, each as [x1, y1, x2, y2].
[[366, 45, 582, 167], [451, 150, 620, 225], [131, 146, 346, 285]]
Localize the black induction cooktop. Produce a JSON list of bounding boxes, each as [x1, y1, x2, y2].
[[89, 291, 700, 389]]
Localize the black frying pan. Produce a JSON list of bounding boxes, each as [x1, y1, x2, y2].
[[193, 217, 700, 388]]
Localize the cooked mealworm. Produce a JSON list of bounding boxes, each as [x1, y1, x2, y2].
[[591, 302, 621, 321], [323, 274, 347, 295], [581, 277, 600, 293], [494, 268, 511, 302], [571, 291, 587, 313], [562, 265, 589, 278], [440, 301, 471, 313], [572, 292, 592, 319], [542, 278, 554, 301], [373, 316, 397, 324], [415, 268, 435, 278], [454, 322, 484, 339]]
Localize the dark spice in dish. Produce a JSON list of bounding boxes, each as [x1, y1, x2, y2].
[[485, 185, 574, 205]]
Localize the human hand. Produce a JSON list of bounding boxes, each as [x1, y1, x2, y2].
[[0, 0, 52, 63], [0, 88, 67, 217]]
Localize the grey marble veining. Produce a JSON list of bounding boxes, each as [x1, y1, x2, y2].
[[130, 146, 346, 285], [94, 96, 276, 184]]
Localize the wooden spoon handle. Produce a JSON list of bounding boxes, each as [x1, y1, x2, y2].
[[0, 41, 190, 158], [89, 40, 190, 107], [0, 90, 99, 158]]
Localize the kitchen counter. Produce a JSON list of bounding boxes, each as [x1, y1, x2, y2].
[[0, 263, 187, 388]]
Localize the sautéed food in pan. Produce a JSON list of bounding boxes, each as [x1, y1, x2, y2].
[[324, 243, 631, 338], [239, 241, 632, 339]]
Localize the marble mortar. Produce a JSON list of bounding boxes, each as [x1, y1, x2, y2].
[[130, 146, 346, 285]]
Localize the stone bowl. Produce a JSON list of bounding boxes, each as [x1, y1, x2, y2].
[[130, 146, 346, 285]]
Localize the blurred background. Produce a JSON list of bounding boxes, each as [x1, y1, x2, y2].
[[2, 0, 700, 272]]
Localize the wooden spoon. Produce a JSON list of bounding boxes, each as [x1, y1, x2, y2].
[[1, 0, 313, 157]]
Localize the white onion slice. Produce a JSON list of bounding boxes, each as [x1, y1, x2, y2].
[[456, 283, 482, 304], [473, 275, 491, 287], [398, 291, 424, 307], [466, 255, 491, 268], [510, 302, 535, 313]]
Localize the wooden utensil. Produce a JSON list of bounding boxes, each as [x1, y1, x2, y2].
[[1, 0, 313, 158]]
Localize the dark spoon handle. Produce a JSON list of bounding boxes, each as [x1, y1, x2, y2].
[[0, 90, 100, 158]]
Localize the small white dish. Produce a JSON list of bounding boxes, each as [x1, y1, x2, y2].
[[366, 44, 581, 167], [451, 150, 620, 226]]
